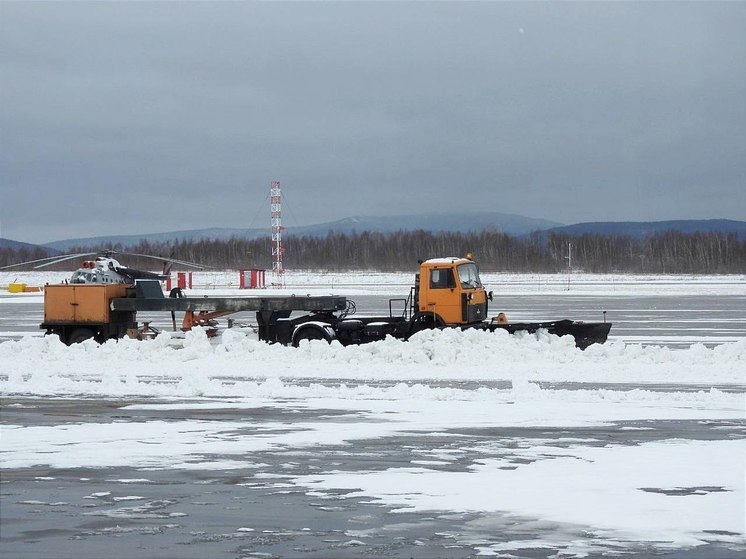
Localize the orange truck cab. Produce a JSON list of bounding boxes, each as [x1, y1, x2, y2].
[[415, 257, 489, 326]]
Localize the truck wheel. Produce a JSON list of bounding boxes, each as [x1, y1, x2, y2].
[[292, 326, 330, 347], [67, 328, 96, 345], [408, 313, 442, 338]]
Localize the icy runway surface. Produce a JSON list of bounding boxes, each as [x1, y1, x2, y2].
[[1, 272, 744, 558]]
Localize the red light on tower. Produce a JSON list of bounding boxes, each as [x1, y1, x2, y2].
[[270, 180, 285, 286]]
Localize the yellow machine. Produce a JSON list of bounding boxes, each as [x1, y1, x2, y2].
[[41, 284, 136, 344], [414, 257, 490, 327], [44, 284, 128, 324]]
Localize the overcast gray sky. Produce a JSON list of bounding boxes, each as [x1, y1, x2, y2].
[[1, 1, 744, 244]]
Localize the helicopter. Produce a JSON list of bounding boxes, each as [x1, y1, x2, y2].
[[0, 250, 209, 286]]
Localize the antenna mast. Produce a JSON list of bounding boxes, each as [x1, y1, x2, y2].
[[270, 180, 285, 287]]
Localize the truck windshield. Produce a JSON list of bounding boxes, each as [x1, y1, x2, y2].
[[457, 262, 481, 289]]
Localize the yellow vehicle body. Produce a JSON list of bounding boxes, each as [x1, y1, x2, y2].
[[417, 258, 488, 325], [44, 284, 128, 324]]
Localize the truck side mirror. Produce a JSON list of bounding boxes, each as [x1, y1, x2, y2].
[[488, 291, 493, 302]]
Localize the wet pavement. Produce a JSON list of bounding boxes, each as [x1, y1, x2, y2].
[[2, 397, 745, 559]]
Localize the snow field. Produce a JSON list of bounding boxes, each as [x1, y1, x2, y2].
[[1, 327, 744, 552], [1, 269, 744, 297], [298, 440, 744, 550], [1, 271, 744, 556]]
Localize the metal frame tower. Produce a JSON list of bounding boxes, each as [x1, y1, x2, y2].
[[270, 180, 285, 286]]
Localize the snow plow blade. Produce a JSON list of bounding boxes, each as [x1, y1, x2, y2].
[[486, 319, 611, 350]]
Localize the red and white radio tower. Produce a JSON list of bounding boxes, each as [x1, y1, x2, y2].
[[270, 180, 285, 286]]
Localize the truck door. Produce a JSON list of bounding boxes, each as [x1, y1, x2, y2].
[[423, 267, 462, 324]]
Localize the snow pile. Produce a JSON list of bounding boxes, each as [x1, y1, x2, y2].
[[1, 328, 744, 397]]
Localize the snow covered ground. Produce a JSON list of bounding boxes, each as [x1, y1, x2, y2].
[[1, 271, 744, 557], [1, 268, 743, 296]]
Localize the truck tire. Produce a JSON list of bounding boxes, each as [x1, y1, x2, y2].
[[408, 313, 443, 338], [67, 328, 96, 345], [292, 325, 332, 347]]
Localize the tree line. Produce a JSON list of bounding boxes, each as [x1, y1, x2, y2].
[[2, 230, 744, 274]]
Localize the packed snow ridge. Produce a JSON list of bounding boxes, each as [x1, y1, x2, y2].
[[1, 327, 744, 398]]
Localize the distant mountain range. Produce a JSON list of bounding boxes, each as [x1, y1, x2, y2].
[[542, 219, 746, 240], [1, 214, 744, 253], [0, 238, 60, 254], [34, 212, 563, 252]]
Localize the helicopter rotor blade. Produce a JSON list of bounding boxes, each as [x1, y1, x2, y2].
[[2, 247, 210, 273], [115, 251, 211, 270], [34, 253, 100, 269], [0, 255, 65, 270], [161, 257, 211, 270], [0, 252, 98, 270]]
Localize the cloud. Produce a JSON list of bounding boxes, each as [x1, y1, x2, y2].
[[1, 2, 744, 243]]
